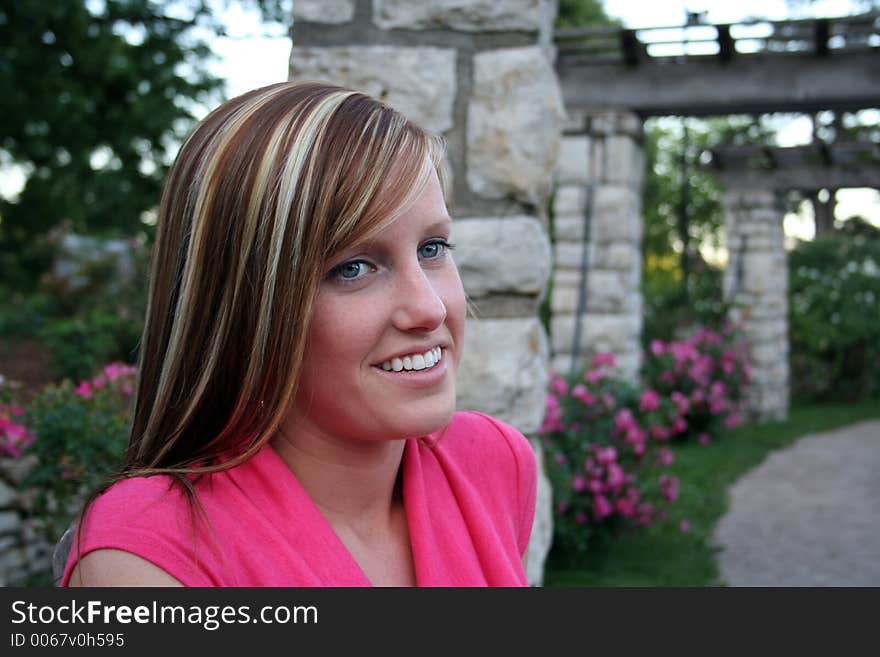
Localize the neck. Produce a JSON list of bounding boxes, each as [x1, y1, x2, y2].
[[270, 423, 406, 535]]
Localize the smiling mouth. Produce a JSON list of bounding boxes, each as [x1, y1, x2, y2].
[[379, 347, 443, 372]]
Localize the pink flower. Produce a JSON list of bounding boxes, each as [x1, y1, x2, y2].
[[633, 442, 646, 457], [679, 519, 691, 533], [606, 463, 625, 490], [585, 369, 605, 384], [614, 408, 636, 431], [639, 389, 660, 413], [593, 495, 613, 521], [670, 391, 690, 414], [659, 474, 679, 502], [673, 417, 688, 434], [698, 432, 711, 446], [710, 381, 727, 398], [656, 447, 675, 467], [555, 452, 567, 465], [75, 381, 93, 399], [551, 375, 568, 397], [587, 478, 604, 495], [650, 339, 666, 357], [615, 497, 636, 517], [650, 424, 670, 441], [591, 352, 616, 369], [557, 500, 569, 514], [572, 474, 587, 492], [724, 412, 741, 429], [571, 384, 597, 405], [575, 512, 587, 525], [596, 446, 618, 465], [103, 362, 136, 381], [91, 374, 107, 390], [625, 427, 646, 446]]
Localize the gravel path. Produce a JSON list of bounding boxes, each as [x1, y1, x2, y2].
[[713, 419, 880, 586]]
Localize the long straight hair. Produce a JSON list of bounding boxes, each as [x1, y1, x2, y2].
[[125, 81, 447, 477]]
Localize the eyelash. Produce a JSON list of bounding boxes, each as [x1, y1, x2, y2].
[[328, 238, 455, 284]]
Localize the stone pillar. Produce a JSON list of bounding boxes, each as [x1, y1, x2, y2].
[[550, 110, 644, 381], [290, 0, 563, 585], [721, 186, 789, 422]]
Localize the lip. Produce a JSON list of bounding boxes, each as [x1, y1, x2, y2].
[[371, 351, 449, 389]]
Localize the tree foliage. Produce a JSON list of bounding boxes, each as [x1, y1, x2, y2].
[[0, 0, 230, 289], [556, 0, 618, 29]]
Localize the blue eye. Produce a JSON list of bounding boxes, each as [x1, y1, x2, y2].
[[419, 239, 453, 260], [332, 260, 371, 281]]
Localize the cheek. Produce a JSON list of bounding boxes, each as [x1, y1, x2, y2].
[[440, 266, 467, 362]]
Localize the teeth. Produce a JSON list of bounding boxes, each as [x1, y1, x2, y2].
[[380, 347, 444, 373]]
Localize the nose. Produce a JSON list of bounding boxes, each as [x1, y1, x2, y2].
[[391, 263, 447, 332]]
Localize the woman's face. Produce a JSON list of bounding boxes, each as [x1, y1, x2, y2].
[[289, 168, 466, 443]]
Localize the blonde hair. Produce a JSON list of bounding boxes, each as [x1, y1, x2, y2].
[[126, 80, 447, 476]]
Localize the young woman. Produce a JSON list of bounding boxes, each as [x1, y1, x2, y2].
[[63, 81, 536, 587]]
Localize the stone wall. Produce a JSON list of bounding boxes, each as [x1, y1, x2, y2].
[[721, 186, 789, 421], [0, 457, 52, 586], [290, 0, 563, 585], [550, 110, 645, 381]]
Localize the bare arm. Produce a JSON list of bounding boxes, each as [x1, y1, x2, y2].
[[68, 549, 184, 587]]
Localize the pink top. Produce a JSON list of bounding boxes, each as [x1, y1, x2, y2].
[[62, 411, 536, 587]]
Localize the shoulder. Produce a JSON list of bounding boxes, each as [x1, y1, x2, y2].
[[434, 411, 537, 555], [62, 474, 221, 587], [439, 410, 536, 474]]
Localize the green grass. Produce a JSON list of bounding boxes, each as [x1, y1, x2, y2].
[[543, 398, 880, 586]]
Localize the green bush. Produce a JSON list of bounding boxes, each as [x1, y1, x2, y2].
[[642, 254, 730, 346], [788, 235, 880, 401], [38, 311, 141, 382], [19, 363, 135, 545]]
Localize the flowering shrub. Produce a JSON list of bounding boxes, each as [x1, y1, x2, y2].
[[641, 324, 750, 442], [13, 362, 136, 542], [540, 354, 681, 556]]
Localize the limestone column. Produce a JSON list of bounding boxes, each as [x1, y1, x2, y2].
[[721, 185, 789, 422], [550, 110, 644, 381], [289, 0, 564, 585]]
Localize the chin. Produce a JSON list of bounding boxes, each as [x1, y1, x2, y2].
[[381, 400, 456, 440]]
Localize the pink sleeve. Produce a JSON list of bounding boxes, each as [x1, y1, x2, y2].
[[472, 413, 538, 557], [61, 477, 224, 587]]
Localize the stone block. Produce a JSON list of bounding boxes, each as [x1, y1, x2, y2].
[[554, 242, 585, 270], [290, 47, 456, 133], [452, 216, 551, 298], [550, 313, 640, 358], [293, 0, 355, 23], [467, 294, 541, 319], [592, 186, 642, 242], [604, 135, 645, 186], [0, 480, 15, 509], [593, 241, 640, 271], [553, 215, 587, 242], [0, 511, 20, 536], [456, 317, 549, 434], [467, 47, 564, 205], [526, 437, 553, 587], [556, 136, 590, 185], [551, 283, 580, 314], [373, 0, 550, 32], [553, 185, 585, 216], [553, 268, 583, 288]]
